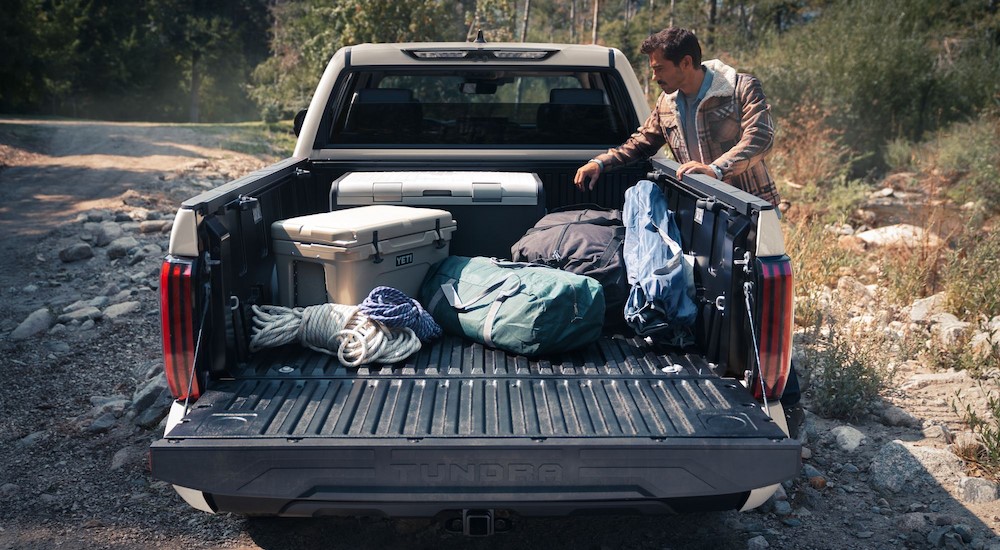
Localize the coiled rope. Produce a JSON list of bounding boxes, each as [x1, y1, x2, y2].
[[248, 302, 422, 367], [358, 286, 441, 342]]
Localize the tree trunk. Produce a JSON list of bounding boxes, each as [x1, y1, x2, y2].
[[570, 0, 576, 42], [669, 0, 675, 28], [591, 0, 600, 44], [706, 0, 717, 47], [520, 0, 531, 42], [189, 50, 201, 123]]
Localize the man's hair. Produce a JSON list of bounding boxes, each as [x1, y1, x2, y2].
[[640, 27, 702, 66]]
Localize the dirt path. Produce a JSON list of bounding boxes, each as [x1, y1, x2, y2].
[[0, 118, 997, 550]]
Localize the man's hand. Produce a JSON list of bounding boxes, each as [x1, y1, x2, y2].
[[676, 161, 716, 179], [574, 161, 602, 191]]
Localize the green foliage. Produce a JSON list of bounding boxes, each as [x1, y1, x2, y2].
[[248, 0, 462, 119], [802, 310, 896, 421], [943, 228, 1000, 322], [926, 116, 1000, 212], [0, 0, 269, 122], [953, 380, 1000, 479], [747, 0, 1000, 174]]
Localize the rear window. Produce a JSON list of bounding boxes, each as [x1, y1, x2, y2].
[[326, 68, 633, 147]]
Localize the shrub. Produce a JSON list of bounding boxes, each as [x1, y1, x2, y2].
[[943, 228, 1000, 322], [953, 380, 1000, 479], [801, 310, 896, 421]]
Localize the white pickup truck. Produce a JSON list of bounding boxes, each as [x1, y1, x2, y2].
[[150, 39, 798, 534]]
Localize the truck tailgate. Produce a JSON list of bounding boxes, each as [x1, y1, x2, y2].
[[151, 335, 800, 515]]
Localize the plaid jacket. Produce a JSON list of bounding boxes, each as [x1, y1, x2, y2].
[[597, 59, 780, 207]]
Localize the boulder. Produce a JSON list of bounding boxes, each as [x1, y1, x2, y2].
[[870, 441, 964, 494], [855, 224, 943, 249]]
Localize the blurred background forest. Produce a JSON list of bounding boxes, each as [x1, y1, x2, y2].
[[1, 0, 996, 176]]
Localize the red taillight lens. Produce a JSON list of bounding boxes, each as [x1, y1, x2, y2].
[[752, 257, 793, 401], [160, 257, 201, 401]]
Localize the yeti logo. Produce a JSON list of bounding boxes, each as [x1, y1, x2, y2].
[[395, 253, 414, 267]]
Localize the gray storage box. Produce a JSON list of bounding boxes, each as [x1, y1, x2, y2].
[[272, 205, 455, 307], [330, 171, 545, 259]]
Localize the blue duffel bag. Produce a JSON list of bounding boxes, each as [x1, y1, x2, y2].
[[419, 256, 605, 356]]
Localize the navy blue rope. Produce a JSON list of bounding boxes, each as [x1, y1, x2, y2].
[[359, 286, 441, 342]]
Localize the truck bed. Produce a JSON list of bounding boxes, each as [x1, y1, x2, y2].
[[151, 335, 799, 517]]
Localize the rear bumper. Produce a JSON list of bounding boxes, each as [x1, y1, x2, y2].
[[151, 436, 799, 516]]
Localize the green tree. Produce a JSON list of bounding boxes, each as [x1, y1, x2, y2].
[[249, 0, 462, 119]]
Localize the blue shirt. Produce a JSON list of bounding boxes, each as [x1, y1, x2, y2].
[[676, 67, 713, 163]]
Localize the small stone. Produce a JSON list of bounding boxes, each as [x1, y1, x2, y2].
[[802, 464, 823, 478], [103, 301, 141, 320], [19, 432, 48, 447], [773, 500, 792, 517], [56, 306, 103, 324], [781, 518, 802, 527], [106, 236, 139, 259], [856, 531, 874, 539], [831, 425, 866, 451], [928, 526, 953, 547], [943, 532, 965, 549], [139, 220, 169, 233], [881, 405, 921, 427], [747, 535, 769, 549], [111, 448, 132, 471], [45, 341, 70, 353], [801, 447, 812, 460], [86, 412, 118, 434], [923, 425, 954, 443], [95, 221, 123, 247], [897, 512, 928, 532], [808, 476, 827, 490], [842, 463, 860, 474], [953, 524, 974, 543], [10, 308, 54, 340], [59, 243, 94, 263]]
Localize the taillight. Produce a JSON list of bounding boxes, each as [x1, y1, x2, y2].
[[752, 256, 793, 401], [160, 256, 201, 401]]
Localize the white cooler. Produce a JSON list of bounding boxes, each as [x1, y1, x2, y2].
[[271, 205, 456, 307], [330, 171, 545, 259]]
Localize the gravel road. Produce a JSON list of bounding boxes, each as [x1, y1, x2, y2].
[[1, 118, 997, 550]]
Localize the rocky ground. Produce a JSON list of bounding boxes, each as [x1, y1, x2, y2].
[[0, 118, 998, 549]]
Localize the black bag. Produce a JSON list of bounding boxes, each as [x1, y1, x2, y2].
[[510, 206, 629, 321]]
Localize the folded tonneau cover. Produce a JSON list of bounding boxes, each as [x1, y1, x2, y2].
[[151, 335, 800, 516]]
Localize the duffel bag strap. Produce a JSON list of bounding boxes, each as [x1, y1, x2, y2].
[[431, 273, 522, 349]]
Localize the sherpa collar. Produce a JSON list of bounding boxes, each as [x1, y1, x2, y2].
[[662, 58, 737, 114]]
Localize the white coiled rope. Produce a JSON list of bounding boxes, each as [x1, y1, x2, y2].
[[248, 303, 422, 367]]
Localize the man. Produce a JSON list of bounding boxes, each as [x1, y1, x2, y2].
[[573, 27, 779, 206], [574, 27, 803, 437]]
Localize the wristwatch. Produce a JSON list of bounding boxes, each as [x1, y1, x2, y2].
[[588, 158, 604, 172], [709, 163, 723, 180]]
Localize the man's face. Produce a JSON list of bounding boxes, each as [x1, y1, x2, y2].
[[649, 50, 686, 94]]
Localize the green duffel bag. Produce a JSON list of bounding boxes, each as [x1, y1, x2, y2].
[[419, 256, 605, 356]]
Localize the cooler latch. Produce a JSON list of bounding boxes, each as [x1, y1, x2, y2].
[[371, 231, 383, 263], [471, 182, 502, 202]]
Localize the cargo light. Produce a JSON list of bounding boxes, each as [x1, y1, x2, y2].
[[160, 256, 202, 401], [751, 257, 793, 401]]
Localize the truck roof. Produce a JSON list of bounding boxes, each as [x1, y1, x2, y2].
[[347, 42, 621, 68]]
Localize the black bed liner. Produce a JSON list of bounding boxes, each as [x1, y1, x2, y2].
[[151, 336, 799, 515]]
